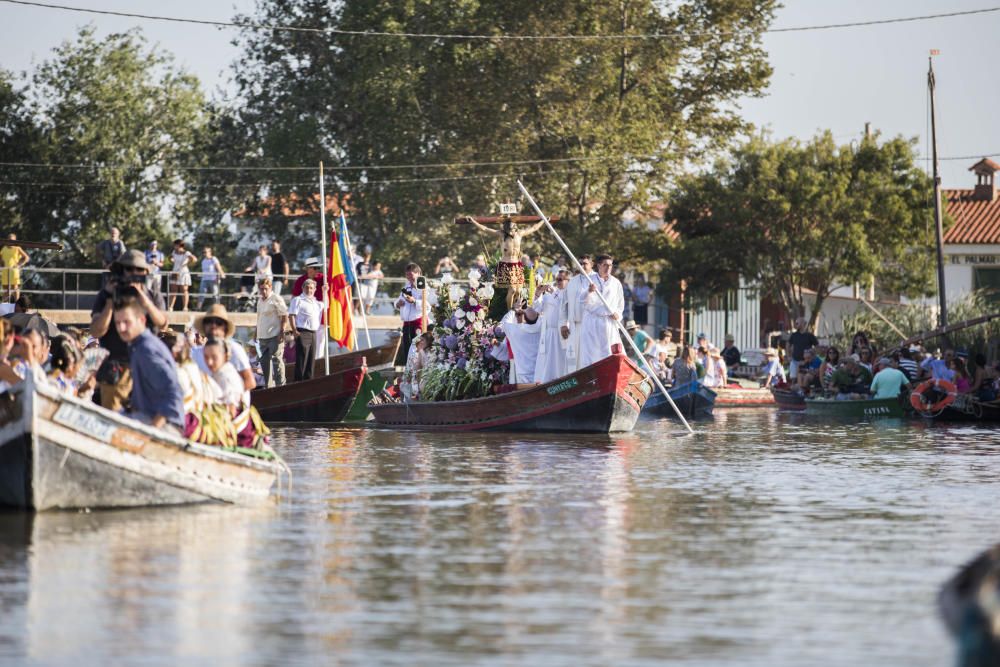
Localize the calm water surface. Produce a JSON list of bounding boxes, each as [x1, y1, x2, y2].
[[1, 411, 999, 666]]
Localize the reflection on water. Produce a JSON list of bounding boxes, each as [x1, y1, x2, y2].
[[1, 412, 999, 666]]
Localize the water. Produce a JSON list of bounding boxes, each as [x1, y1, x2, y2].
[[2, 411, 999, 666]]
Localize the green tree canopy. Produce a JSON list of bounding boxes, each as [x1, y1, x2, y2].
[[231, 0, 776, 271], [0, 27, 208, 265], [662, 132, 940, 328]]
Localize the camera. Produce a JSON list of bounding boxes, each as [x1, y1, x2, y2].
[[402, 287, 413, 298], [415, 276, 426, 290]]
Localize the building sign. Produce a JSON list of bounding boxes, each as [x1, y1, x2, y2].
[[950, 255, 1000, 266]]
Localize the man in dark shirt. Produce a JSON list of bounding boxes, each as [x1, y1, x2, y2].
[[90, 250, 167, 410], [113, 296, 184, 433], [269, 239, 289, 294], [291, 257, 326, 296], [721, 333, 741, 368], [788, 317, 818, 381]]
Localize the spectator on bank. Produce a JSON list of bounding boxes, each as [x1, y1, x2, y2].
[[97, 227, 126, 271], [703, 346, 728, 388], [354, 248, 373, 315], [89, 250, 167, 411], [762, 347, 786, 387], [145, 240, 164, 275], [471, 254, 492, 282], [720, 333, 741, 369], [358, 260, 383, 315], [654, 328, 678, 365], [282, 330, 296, 365], [292, 257, 326, 297], [112, 295, 184, 434], [788, 317, 818, 380], [672, 345, 699, 385], [632, 275, 652, 326], [256, 277, 288, 388], [625, 320, 652, 360], [435, 256, 457, 281], [168, 239, 197, 312], [246, 245, 272, 286], [1, 233, 30, 303], [13, 294, 32, 314], [197, 246, 226, 310], [269, 240, 289, 294]]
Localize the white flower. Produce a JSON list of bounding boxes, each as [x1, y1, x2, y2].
[[476, 286, 489, 299], [468, 296, 478, 307], [466, 311, 476, 322], [454, 308, 466, 320], [477, 309, 486, 320], [469, 279, 480, 290], [468, 269, 481, 282], [441, 273, 453, 285], [481, 285, 495, 299], [472, 321, 483, 332]]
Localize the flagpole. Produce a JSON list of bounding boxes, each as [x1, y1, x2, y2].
[[517, 180, 693, 433], [319, 161, 331, 375], [340, 212, 373, 348]]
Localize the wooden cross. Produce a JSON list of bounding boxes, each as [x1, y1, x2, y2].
[[455, 215, 559, 225]]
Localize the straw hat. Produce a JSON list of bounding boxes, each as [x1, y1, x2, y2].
[[194, 304, 236, 337], [709, 346, 721, 358], [625, 320, 638, 330]]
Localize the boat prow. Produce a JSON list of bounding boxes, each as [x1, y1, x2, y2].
[[252, 357, 367, 423], [368, 351, 652, 432], [0, 371, 288, 511]]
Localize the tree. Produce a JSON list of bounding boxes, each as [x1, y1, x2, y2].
[[661, 132, 940, 329], [0, 27, 208, 266], [231, 0, 777, 270]]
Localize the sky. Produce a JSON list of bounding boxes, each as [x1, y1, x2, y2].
[[1, 0, 998, 188]]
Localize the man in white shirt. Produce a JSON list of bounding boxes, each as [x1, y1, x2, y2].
[[255, 277, 288, 387], [394, 262, 438, 366], [559, 254, 594, 373], [289, 278, 324, 381], [192, 304, 256, 391], [578, 254, 624, 369]]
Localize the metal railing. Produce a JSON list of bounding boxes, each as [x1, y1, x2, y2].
[[12, 266, 414, 314]]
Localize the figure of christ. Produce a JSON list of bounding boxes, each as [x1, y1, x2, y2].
[[459, 215, 548, 321]]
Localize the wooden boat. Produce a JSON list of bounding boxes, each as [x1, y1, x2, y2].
[[803, 395, 907, 419], [642, 380, 716, 419], [283, 335, 401, 379], [714, 386, 776, 408], [915, 392, 1000, 422], [252, 356, 367, 423], [0, 371, 288, 511], [770, 383, 806, 410], [368, 350, 651, 432]]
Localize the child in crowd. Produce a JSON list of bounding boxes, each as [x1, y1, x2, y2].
[[202, 337, 247, 417]]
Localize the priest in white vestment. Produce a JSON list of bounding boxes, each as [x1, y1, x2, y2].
[[560, 255, 594, 373], [500, 308, 542, 383], [578, 254, 625, 369], [532, 272, 568, 384]]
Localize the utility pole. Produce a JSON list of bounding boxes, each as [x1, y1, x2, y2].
[[928, 53, 948, 328]]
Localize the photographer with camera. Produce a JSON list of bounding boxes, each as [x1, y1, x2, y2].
[[393, 263, 437, 366], [89, 249, 167, 410]]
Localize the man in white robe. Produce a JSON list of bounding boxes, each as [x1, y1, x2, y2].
[[578, 254, 625, 369], [532, 271, 568, 384], [559, 255, 594, 373], [501, 308, 542, 383]]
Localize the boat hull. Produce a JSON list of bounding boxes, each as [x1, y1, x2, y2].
[[714, 386, 776, 408], [252, 359, 366, 423], [642, 380, 716, 419], [804, 396, 907, 419], [0, 374, 284, 511], [917, 394, 1000, 422], [771, 385, 806, 411], [368, 352, 651, 433]]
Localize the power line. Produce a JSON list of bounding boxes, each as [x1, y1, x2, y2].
[[2, 0, 999, 41], [0, 154, 626, 172]]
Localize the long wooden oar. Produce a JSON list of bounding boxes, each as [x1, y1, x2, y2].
[[885, 312, 1000, 355]]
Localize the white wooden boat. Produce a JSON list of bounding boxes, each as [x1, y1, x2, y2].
[[0, 370, 289, 511]]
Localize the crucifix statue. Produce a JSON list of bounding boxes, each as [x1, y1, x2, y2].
[[456, 210, 559, 321]]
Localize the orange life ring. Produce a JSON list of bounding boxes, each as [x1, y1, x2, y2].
[[910, 378, 958, 414]]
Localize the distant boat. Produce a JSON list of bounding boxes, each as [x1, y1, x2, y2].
[[770, 383, 806, 411], [0, 371, 288, 511], [252, 356, 366, 423], [368, 350, 651, 433], [642, 380, 716, 420], [803, 396, 907, 419], [713, 385, 776, 408]]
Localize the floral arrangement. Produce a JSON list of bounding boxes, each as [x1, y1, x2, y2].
[[419, 270, 510, 401]]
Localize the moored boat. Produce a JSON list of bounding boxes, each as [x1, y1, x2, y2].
[[0, 371, 288, 511], [642, 380, 716, 420], [368, 351, 651, 432], [770, 383, 806, 411], [804, 395, 907, 419], [252, 356, 367, 423], [714, 386, 776, 408]]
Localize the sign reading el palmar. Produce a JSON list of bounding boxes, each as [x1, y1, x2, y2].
[[951, 254, 1000, 266]]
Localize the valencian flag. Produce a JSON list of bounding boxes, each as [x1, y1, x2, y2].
[[327, 213, 354, 349]]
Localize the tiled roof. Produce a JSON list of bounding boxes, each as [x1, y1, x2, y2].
[[943, 189, 1000, 244]]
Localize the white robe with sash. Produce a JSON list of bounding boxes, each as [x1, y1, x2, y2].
[[578, 274, 625, 369], [532, 290, 566, 384], [562, 271, 595, 372]]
